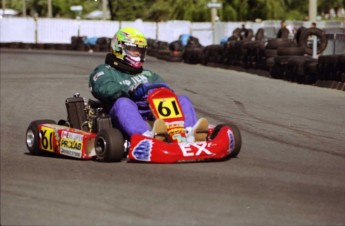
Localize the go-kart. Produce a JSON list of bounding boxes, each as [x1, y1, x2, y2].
[[25, 84, 242, 163]]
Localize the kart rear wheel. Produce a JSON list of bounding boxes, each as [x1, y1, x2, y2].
[[26, 120, 56, 155], [210, 123, 242, 158], [95, 128, 125, 162]]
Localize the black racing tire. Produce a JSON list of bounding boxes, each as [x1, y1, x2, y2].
[[204, 45, 223, 64], [9, 42, 20, 48], [232, 28, 241, 37], [276, 28, 290, 39], [20, 43, 32, 49], [265, 49, 278, 58], [228, 35, 239, 41], [71, 36, 86, 50], [255, 28, 265, 41], [299, 28, 328, 55], [183, 48, 193, 63], [166, 56, 183, 62], [270, 63, 285, 79], [288, 56, 316, 82], [54, 44, 68, 50], [266, 38, 292, 49], [169, 40, 183, 51], [303, 61, 318, 84], [95, 128, 125, 162], [277, 47, 305, 56], [243, 29, 254, 41], [274, 55, 291, 65], [294, 26, 306, 45], [266, 57, 275, 68], [26, 120, 56, 155], [35, 43, 44, 49], [158, 41, 169, 50], [210, 123, 242, 158], [96, 37, 110, 45]]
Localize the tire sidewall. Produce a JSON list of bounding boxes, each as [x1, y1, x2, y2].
[[26, 120, 56, 155], [95, 128, 125, 162]]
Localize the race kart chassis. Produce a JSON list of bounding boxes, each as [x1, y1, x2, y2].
[[26, 88, 242, 163]]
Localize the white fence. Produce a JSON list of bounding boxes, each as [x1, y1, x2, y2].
[[0, 17, 344, 46]]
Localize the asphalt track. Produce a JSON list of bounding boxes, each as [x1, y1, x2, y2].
[[1, 49, 345, 226]]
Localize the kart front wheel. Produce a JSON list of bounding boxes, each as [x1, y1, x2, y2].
[[95, 128, 125, 162], [210, 123, 242, 158], [26, 120, 56, 155]]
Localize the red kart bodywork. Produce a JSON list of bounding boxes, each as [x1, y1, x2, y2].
[[128, 126, 236, 163], [127, 87, 238, 163], [37, 123, 96, 159]]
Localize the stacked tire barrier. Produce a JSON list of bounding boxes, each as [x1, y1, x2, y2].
[[315, 54, 345, 89], [151, 40, 184, 62], [181, 36, 204, 64], [0, 36, 111, 52], [146, 27, 345, 92], [1, 28, 344, 91]]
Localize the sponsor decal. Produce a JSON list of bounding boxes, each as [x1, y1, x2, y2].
[[134, 39, 144, 45], [132, 139, 152, 161], [227, 129, 235, 153], [166, 121, 185, 130], [166, 121, 186, 143], [93, 71, 104, 81], [168, 128, 185, 134], [119, 79, 131, 86], [179, 143, 212, 157], [172, 134, 187, 143], [60, 131, 83, 157], [61, 131, 83, 140], [60, 148, 82, 158], [61, 140, 82, 150], [131, 75, 148, 84], [168, 128, 185, 136]]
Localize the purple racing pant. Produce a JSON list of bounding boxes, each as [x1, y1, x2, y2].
[[110, 96, 197, 137]]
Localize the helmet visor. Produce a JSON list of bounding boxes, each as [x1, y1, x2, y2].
[[124, 45, 147, 59]]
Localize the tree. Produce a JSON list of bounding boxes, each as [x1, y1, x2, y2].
[[5, 0, 344, 21], [318, 0, 344, 17], [146, 0, 173, 21], [265, 0, 285, 19], [169, 0, 209, 21], [221, 0, 249, 21], [107, 0, 150, 21]]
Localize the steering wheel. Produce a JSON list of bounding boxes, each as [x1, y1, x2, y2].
[[130, 83, 170, 101], [133, 83, 171, 121], [145, 83, 169, 91]]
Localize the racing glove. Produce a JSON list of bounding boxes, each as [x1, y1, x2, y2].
[[129, 84, 148, 101]]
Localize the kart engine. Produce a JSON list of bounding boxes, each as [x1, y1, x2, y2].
[[65, 93, 112, 133]]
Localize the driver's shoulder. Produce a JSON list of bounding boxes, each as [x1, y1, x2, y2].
[[142, 68, 153, 74], [93, 64, 113, 72], [141, 68, 159, 78], [92, 64, 123, 76]]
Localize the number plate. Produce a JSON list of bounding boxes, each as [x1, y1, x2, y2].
[[40, 126, 54, 152], [152, 97, 183, 119]]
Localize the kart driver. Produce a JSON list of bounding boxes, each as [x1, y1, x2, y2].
[[89, 27, 208, 141]]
